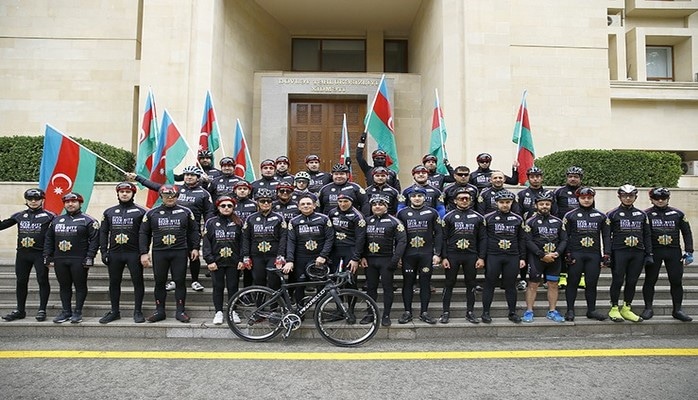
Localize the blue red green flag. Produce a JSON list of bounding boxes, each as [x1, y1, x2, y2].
[[146, 110, 188, 207], [364, 75, 399, 172], [512, 90, 535, 185]]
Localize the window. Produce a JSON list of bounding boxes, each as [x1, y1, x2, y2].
[[646, 46, 673, 81], [384, 40, 408, 73], [292, 39, 365, 72]]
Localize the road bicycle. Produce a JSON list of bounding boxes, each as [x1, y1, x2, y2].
[[226, 264, 380, 347]]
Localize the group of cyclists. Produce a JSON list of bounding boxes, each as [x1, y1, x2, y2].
[[0, 132, 694, 327]]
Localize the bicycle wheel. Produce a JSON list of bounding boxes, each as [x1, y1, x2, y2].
[[227, 286, 285, 342], [314, 288, 380, 347]]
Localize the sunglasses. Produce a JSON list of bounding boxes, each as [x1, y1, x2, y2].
[[218, 204, 234, 209], [456, 173, 469, 177], [278, 189, 293, 194], [258, 199, 272, 204]]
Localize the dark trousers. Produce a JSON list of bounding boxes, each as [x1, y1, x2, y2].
[[401, 253, 433, 313], [566, 252, 602, 312], [483, 254, 519, 314], [210, 265, 240, 312], [443, 253, 478, 313], [53, 258, 89, 312], [15, 250, 50, 312], [643, 247, 684, 310], [152, 250, 188, 312], [609, 249, 644, 306], [365, 256, 396, 317], [107, 252, 144, 312]]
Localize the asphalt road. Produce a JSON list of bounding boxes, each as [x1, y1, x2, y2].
[[1, 335, 697, 400]]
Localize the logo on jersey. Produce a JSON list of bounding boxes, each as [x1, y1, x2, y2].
[[410, 236, 425, 248], [498, 240, 511, 250], [658, 235, 672, 245], [219, 247, 233, 258], [20, 237, 35, 248], [114, 233, 129, 245], [624, 236, 639, 247], [543, 243, 557, 253], [368, 242, 380, 253], [422, 266, 432, 273], [580, 237, 594, 247], [58, 240, 72, 252], [456, 239, 470, 250], [305, 240, 318, 251], [162, 234, 176, 245], [336, 232, 347, 240], [258, 241, 271, 253]]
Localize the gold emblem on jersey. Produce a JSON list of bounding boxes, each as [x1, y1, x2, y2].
[[456, 239, 470, 249], [368, 242, 380, 253], [658, 235, 672, 245], [162, 234, 176, 245], [20, 237, 35, 248], [258, 241, 271, 253], [422, 266, 432, 273], [580, 237, 594, 247], [305, 240, 318, 251], [397, 224, 405, 232], [336, 232, 347, 240], [358, 219, 366, 227], [410, 236, 425, 248], [114, 233, 129, 245], [624, 236, 639, 247], [219, 247, 233, 258], [58, 240, 72, 252], [543, 243, 557, 253], [498, 240, 511, 250]]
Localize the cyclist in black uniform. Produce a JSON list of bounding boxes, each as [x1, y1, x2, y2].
[[173, 150, 221, 189], [481, 190, 526, 324], [202, 195, 244, 325], [0, 189, 55, 322], [328, 193, 366, 277], [553, 166, 584, 288], [44, 193, 99, 324], [98, 182, 147, 324], [477, 171, 521, 216], [422, 154, 455, 191], [241, 188, 287, 289], [642, 187, 694, 321], [273, 182, 300, 222], [443, 165, 478, 211], [469, 153, 517, 192], [208, 157, 241, 200], [562, 187, 611, 321], [303, 154, 332, 193], [292, 171, 313, 202], [440, 187, 485, 324], [232, 181, 257, 223], [318, 163, 367, 215], [362, 166, 400, 216], [606, 184, 653, 322], [251, 159, 280, 197], [398, 166, 446, 218], [139, 185, 200, 323], [283, 194, 334, 304], [356, 132, 401, 190], [361, 195, 406, 326], [522, 191, 567, 323], [396, 186, 443, 325], [274, 156, 295, 185]]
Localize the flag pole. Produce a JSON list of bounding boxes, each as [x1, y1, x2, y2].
[[46, 124, 127, 174], [513, 89, 528, 161], [435, 88, 448, 160], [363, 74, 386, 135]]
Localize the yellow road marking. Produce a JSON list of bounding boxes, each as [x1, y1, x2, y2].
[[0, 348, 696, 360]]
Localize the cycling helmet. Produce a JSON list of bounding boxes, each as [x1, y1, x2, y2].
[[198, 150, 213, 159], [534, 190, 555, 203], [422, 154, 437, 163], [254, 188, 275, 200], [305, 261, 329, 280], [369, 194, 390, 205], [336, 193, 355, 203], [260, 159, 275, 168], [494, 190, 516, 201], [371, 166, 390, 176], [332, 163, 350, 173], [275, 156, 290, 165], [233, 181, 252, 190], [305, 154, 320, 163], [276, 182, 294, 192], [115, 182, 137, 193], [411, 165, 428, 175], [405, 185, 427, 196], [476, 153, 492, 163], [649, 187, 671, 200], [526, 166, 543, 176], [219, 157, 235, 166], [159, 184, 178, 198], [294, 171, 311, 182], [182, 165, 202, 177], [566, 166, 584, 177], [372, 149, 387, 159], [215, 195, 237, 208], [24, 188, 45, 200], [454, 187, 475, 198], [62, 192, 84, 203], [617, 184, 638, 196], [575, 187, 596, 197]]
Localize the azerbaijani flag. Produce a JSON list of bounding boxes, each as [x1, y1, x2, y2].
[[233, 119, 255, 182], [339, 113, 353, 181], [199, 90, 221, 160], [512, 90, 535, 185], [429, 89, 449, 175], [39, 125, 97, 214], [136, 88, 158, 178], [146, 110, 189, 207], [364, 75, 399, 172]]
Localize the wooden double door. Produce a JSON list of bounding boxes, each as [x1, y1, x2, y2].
[[288, 100, 367, 187]]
